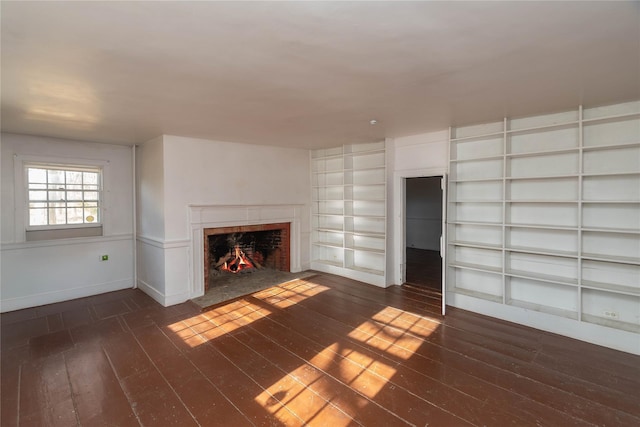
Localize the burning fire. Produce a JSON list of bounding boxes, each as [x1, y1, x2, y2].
[[220, 245, 257, 273]]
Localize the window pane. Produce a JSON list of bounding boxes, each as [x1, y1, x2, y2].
[[67, 191, 83, 201], [84, 207, 98, 223], [29, 191, 47, 201], [83, 172, 98, 185], [66, 171, 82, 184], [30, 209, 48, 226], [49, 207, 66, 224], [28, 168, 47, 183], [48, 170, 65, 184], [84, 191, 99, 201], [48, 191, 65, 201], [25, 165, 102, 228], [67, 208, 84, 224]]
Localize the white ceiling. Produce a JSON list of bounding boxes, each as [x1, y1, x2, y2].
[[2, 1, 639, 149]]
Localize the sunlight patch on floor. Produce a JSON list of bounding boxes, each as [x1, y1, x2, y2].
[[167, 299, 272, 347], [252, 281, 329, 309]]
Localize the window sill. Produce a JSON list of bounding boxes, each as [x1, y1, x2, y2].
[[26, 226, 103, 242]]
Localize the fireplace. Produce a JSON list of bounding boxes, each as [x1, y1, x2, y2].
[[203, 222, 291, 291]]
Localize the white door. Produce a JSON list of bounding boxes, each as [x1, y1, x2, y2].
[[440, 174, 447, 316]]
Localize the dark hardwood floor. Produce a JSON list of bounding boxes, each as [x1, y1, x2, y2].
[[2, 272, 639, 426], [405, 247, 442, 290]]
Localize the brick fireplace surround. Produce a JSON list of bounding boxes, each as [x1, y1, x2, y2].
[[203, 222, 291, 291], [188, 204, 306, 300]]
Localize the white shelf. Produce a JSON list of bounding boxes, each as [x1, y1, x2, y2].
[[507, 121, 579, 135], [315, 227, 344, 233], [582, 171, 639, 177], [448, 102, 640, 343], [312, 259, 343, 269], [581, 253, 640, 266], [449, 240, 503, 250], [450, 177, 504, 183], [582, 141, 640, 152], [505, 200, 579, 203], [581, 280, 640, 297], [505, 174, 578, 181], [582, 111, 640, 124], [581, 314, 640, 334], [450, 131, 504, 143], [347, 230, 386, 238], [506, 245, 578, 259], [505, 223, 578, 231], [507, 299, 579, 321], [449, 220, 502, 227], [505, 269, 579, 287], [313, 241, 344, 249], [449, 261, 502, 274], [347, 265, 385, 276], [311, 142, 387, 285], [582, 200, 640, 204], [581, 226, 640, 235], [450, 154, 504, 163], [346, 246, 385, 254], [451, 200, 503, 203], [506, 146, 579, 158], [451, 287, 503, 303]]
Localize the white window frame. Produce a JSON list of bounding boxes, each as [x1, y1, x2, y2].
[[24, 163, 103, 230], [14, 155, 109, 242]]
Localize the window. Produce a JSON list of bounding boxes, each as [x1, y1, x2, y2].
[[26, 164, 102, 229]]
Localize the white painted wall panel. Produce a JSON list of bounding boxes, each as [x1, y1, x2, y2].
[[1, 133, 134, 312]]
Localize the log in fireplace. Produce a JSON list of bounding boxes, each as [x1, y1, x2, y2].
[[203, 223, 290, 291]]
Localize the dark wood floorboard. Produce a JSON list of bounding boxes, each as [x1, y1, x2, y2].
[[2, 273, 639, 426], [405, 247, 442, 290]]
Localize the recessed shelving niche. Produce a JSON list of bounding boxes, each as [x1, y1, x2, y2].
[[311, 141, 387, 286], [448, 100, 640, 348]]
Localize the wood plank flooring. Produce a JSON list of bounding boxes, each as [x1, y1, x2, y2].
[[405, 248, 441, 290], [2, 272, 639, 426]]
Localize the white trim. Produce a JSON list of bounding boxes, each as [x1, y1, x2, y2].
[[136, 278, 165, 306], [1, 233, 133, 250], [13, 154, 111, 242], [132, 145, 137, 289], [188, 204, 305, 300], [393, 167, 447, 285], [136, 235, 190, 249], [448, 292, 640, 355], [1, 279, 132, 313]]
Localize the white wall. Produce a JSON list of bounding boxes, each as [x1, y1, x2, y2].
[[162, 135, 311, 240], [406, 177, 443, 251], [0, 133, 134, 312], [390, 130, 449, 285], [136, 135, 311, 306]]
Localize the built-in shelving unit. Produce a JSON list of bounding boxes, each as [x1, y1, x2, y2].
[[311, 141, 387, 286], [448, 101, 640, 340]]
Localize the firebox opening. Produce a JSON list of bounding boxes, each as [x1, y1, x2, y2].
[[204, 223, 291, 291]]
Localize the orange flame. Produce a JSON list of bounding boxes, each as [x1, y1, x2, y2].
[[220, 245, 256, 273]]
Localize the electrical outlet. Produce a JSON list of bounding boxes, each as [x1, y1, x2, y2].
[[603, 310, 618, 319], [101, 255, 109, 261]]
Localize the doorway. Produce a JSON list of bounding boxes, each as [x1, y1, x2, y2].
[[404, 177, 443, 292]]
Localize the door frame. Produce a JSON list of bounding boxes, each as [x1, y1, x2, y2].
[[393, 168, 447, 315]]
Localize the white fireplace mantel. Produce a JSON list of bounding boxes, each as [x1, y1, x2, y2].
[[188, 204, 305, 298]]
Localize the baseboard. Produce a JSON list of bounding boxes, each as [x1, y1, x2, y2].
[[447, 292, 640, 356], [136, 279, 165, 306], [136, 279, 190, 307], [1, 279, 133, 313]]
